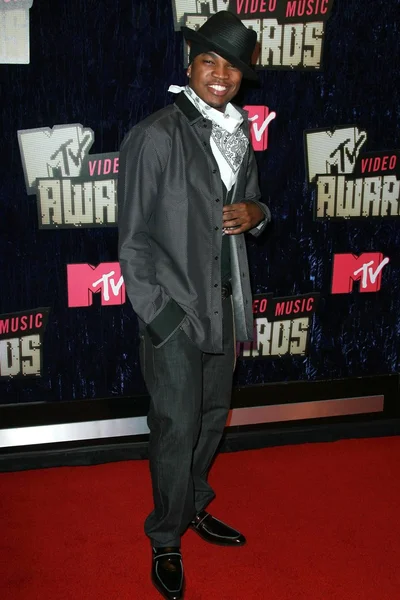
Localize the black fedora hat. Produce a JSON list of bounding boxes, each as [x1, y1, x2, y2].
[[181, 11, 258, 81]]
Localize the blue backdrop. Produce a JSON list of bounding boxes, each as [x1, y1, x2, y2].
[[0, 0, 399, 404]]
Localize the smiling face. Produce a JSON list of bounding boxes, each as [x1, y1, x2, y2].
[[187, 51, 243, 112]]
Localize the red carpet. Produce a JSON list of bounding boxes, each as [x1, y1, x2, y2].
[[1, 437, 400, 600]]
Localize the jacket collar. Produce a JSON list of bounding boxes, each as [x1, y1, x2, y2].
[[175, 92, 203, 125], [174, 91, 248, 125]]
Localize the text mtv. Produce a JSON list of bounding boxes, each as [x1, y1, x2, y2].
[[67, 263, 126, 307], [331, 253, 390, 294], [244, 105, 276, 151]]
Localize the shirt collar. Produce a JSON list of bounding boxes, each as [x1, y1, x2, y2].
[[170, 85, 247, 130], [183, 85, 243, 134]]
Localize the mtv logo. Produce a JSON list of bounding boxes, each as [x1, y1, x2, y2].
[[67, 263, 126, 307], [331, 253, 390, 294], [18, 124, 94, 194], [244, 105, 276, 151], [305, 127, 367, 183], [174, 1, 227, 27]]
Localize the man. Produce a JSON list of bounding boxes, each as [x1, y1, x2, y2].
[[118, 11, 270, 600]]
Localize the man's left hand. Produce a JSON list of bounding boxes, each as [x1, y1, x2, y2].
[[222, 202, 264, 234]]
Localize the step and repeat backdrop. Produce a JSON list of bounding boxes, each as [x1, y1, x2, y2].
[[0, 0, 399, 409]]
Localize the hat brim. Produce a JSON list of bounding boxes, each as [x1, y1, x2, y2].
[[182, 27, 258, 81]]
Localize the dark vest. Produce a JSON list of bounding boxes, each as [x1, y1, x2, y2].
[[221, 184, 233, 283]]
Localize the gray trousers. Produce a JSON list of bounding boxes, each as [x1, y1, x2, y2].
[[139, 297, 235, 547]]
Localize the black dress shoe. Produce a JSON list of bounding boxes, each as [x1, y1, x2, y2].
[[151, 546, 184, 600], [189, 510, 246, 546]]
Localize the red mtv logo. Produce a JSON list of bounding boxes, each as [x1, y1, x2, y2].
[[67, 263, 126, 307], [244, 105, 276, 151], [331, 253, 390, 294]]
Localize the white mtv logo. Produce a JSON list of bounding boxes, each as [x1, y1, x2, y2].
[[92, 270, 125, 302], [354, 257, 390, 290], [175, 1, 229, 26], [18, 124, 94, 194], [305, 126, 367, 183]]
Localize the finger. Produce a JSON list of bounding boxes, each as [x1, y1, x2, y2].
[[224, 208, 250, 217], [223, 210, 240, 221], [223, 211, 250, 225], [224, 223, 247, 235], [223, 202, 247, 210], [223, 204, 247, 214], [222, 215, 243, 227], [222, 207, 239, 218], [223, 221, 242, 230]]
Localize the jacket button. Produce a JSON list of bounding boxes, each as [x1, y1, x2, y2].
[[215, 198, 220, 202], [214, 256, 218, 260], [212, 169, 217, 174], [214, 283, 218, 288], [214, 226, 219, 231]]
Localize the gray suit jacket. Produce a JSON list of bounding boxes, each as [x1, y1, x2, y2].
[[118, 93, 271, 353]]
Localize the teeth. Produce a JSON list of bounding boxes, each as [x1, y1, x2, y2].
[[209, 85, 227, 91]]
